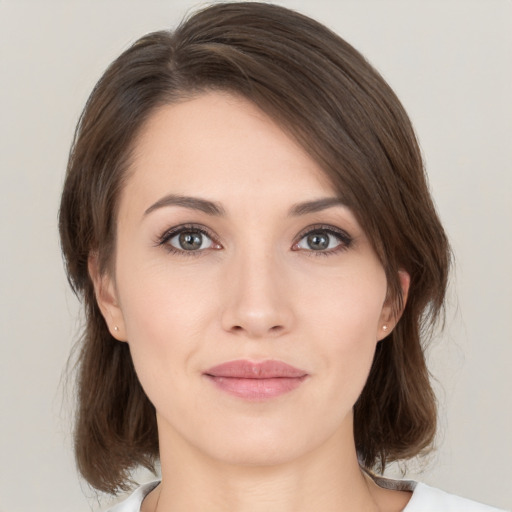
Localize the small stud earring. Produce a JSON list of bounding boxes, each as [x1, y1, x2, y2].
[[382, 324, 388, 332], [114, 326, 119, 332]]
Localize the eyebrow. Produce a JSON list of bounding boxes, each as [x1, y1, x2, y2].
[[288, 197, 348, 216], [143, 194, 347, 217], [144, 194, 226, 217]]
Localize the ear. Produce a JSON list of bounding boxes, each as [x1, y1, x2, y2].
[[88, 252, 127, 341], [377, 269, 410, 341]]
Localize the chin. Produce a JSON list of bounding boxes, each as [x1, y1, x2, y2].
[[191, 413, 340, 469]]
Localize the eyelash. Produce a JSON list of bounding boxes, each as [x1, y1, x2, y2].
[[293, 224, 353, 256], [156, 224, 220, 257], [156, 223, 352, 257]]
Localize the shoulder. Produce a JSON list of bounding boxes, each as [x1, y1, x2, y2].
[[405, 482, 508, 512], [106, 481, 160, 512], [369, 473, 507, 512]]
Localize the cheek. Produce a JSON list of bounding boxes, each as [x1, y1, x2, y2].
[[303, 266, 387, 393], [117, 247, 216, 334], [114, 258, 218, 395], [304, 264, 387, 343]]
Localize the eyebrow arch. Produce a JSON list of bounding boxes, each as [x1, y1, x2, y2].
[[144, 194, 226, 217], [288, 197, 348, 216]]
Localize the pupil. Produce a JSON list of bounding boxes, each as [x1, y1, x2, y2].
[[307, 232, 329, 250], [179, 232, 202, 250]]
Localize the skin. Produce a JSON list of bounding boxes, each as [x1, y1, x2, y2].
[[91, 92, 411, 512]]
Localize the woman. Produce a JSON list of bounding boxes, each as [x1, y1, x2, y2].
[[58, 2, 506, 511]]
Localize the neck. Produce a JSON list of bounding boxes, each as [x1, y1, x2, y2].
[[149, 421, 382, 512]]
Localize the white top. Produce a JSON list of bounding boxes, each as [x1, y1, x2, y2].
[[107, 478, 508, 511]]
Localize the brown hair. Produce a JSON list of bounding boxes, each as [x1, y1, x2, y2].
[[59, 1, 450, 494]]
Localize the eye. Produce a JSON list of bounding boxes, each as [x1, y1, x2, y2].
[[169, 230, 213, 251], [157, 225, 220, 254], [293, 226, 352, 254]]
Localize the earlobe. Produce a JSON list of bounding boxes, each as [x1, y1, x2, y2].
[[378, 269, 411, 341], [88, 252, 126, 341]]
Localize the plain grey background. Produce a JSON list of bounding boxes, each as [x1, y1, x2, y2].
[[1, 1, 511, 510]]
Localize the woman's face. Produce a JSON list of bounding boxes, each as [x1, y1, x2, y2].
[[96, 92, 400, 466]]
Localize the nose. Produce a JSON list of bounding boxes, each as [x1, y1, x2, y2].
[[220, 248, 295, 339]]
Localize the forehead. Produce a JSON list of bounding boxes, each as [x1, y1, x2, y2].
[[122, 92, 336, 213]]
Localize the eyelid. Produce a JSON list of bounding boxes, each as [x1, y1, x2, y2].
[[156, 223, 222, 252], [292, 224, 353, 252], [155, 222, 352, 256]]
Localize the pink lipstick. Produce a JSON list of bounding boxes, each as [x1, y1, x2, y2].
[[204, 360, 308, 400]]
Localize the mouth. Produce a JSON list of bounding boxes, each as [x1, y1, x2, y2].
[[203, 360, 309, 400]]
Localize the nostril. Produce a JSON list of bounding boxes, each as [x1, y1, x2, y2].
[[228, 324, 285, 336]]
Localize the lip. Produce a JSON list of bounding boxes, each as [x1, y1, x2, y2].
[[204, 360, 308, 400]]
